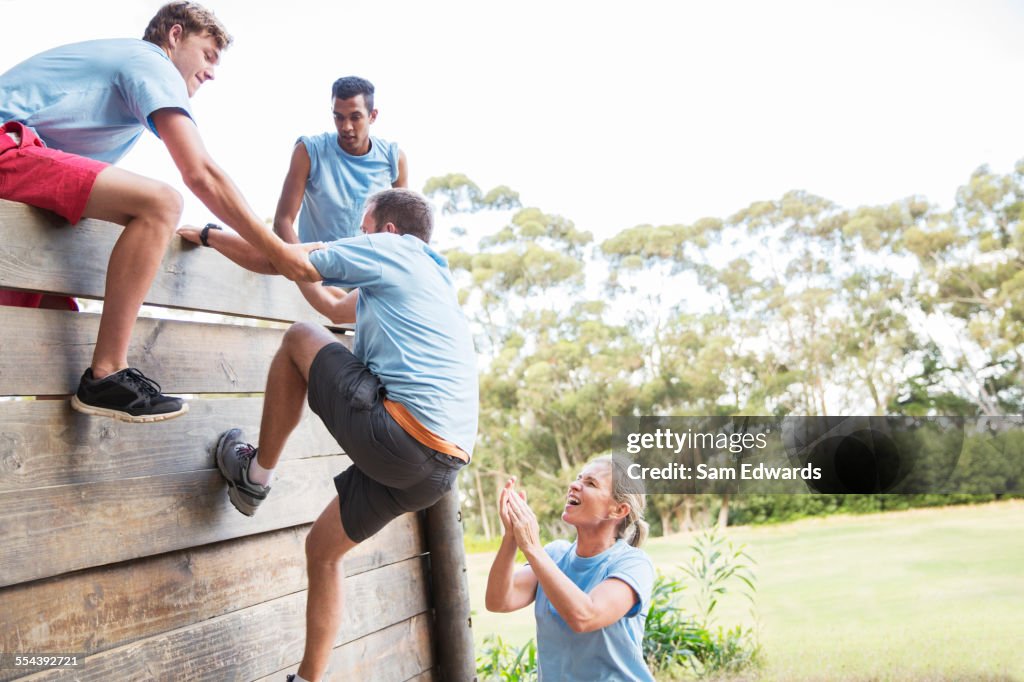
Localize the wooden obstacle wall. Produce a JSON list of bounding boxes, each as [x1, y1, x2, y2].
[[0, 200, 474, 681]]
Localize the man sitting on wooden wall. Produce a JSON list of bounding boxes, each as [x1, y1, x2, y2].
[[214, 188, 478, 682], [0, 1, 319, 423]]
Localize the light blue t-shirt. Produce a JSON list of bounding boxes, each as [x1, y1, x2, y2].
[[534, 539, 656, 682], [308, 232, 478, 455], [0, 39, 192, 163], [297, 132, 400, 242]]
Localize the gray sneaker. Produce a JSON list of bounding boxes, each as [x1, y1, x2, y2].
[[215, 428, 269, 516]]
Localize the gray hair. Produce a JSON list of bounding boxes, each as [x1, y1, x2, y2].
[[592, 455, 649, 548]]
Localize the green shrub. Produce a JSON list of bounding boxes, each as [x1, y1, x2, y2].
[[646, 529, 761, 678], [644, 573, 703, 672], [476, 634, 537, 681]]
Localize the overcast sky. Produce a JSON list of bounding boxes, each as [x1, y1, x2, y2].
[[4, 0, 1024, 242]]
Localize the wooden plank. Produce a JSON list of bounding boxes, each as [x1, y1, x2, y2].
[[0, 397, 341, 492], [0, 456, 350, 587], [0, 199, 329, 323], [18, 557, 431, 682], [0, 308, 350, 396], [0, 514, 424, 671], [402, 669, 438, 682], [254, 612, 436, 682], [320, 613, 435, 682]]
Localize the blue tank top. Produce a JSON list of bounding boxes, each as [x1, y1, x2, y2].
[[296, 132, 399, 243]]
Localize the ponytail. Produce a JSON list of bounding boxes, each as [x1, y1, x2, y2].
[[625, 518, 650, 548], [591, 455, 649, 549]]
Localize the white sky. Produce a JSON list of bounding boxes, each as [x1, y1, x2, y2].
[[3, 0, 1024, 242]]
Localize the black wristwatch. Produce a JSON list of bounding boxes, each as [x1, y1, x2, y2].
[[200, 223, 223, 247]]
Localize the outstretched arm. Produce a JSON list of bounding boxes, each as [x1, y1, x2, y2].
[[152, 108, 320, 281], [505, 488, 638, 633], [177, 225, 277, 274], [178, 141, 313, 274]]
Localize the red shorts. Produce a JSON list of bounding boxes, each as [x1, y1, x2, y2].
[[0, 121, 98, 311], [0, 120, 108, 224], [0, 290, 79, 311]]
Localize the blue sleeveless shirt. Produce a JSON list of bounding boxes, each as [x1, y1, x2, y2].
[[296, 132, 399, 242]]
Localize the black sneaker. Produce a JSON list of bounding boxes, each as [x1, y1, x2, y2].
[[215, 428, 270, 517], [71, 368, 188, 423]]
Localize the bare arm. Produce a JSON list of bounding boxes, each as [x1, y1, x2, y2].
[[152, 108, 320, 281], [177, 224, 277, 274], [296, 283, 358, 324], [486, 482, 540, 612], [506, 489, 639, 633], [392, 148, 409, 188], [273, 142, 311, 244]]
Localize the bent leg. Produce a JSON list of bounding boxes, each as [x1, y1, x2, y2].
[[299, 496, 359, 681], [256, 322, 339, 470], [81, 166, 183, 378]]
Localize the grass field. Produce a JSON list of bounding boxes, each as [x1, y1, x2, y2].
[[465, 500, 1024, 681]]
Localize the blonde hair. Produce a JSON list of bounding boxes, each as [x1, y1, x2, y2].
[[592, 455, 649, 548], [143, 2, 233, 49]]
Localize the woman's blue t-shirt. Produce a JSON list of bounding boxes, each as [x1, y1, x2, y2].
[[534, 538, 656, 682]]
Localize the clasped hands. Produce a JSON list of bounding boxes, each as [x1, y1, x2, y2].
[[499, 476, 542, 555]]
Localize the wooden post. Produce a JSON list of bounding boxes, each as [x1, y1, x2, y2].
[[425, 481, 477, 682]]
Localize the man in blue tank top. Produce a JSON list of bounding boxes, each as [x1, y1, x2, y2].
[[0, 2, 320, 423], [181, 76, 407, 319]]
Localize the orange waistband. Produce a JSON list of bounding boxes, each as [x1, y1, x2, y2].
[[383, 399, 470, 463]]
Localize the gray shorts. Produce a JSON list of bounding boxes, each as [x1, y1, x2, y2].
[[307, 343, 465, 543]]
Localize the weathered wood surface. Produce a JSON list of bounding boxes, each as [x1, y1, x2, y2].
[[0, 199, 329, 323], [0, 308, 351, 396], [0, 514, 424, 678], [0, 197, 475, 681], [0, 455, 350, 587], [254, 613, 436, 682], [0, 397, 340, 491], [18, 557, 431, 681]]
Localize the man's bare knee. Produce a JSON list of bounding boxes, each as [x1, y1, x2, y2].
[[305, 497, 358, 568], [150, 184, 184, 229], [305, 523, 356, 569], [284, 321, 321, 344], [125, 182, 181, 234], [305, 532, 347, 570], [282, 322, 336, 374]]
